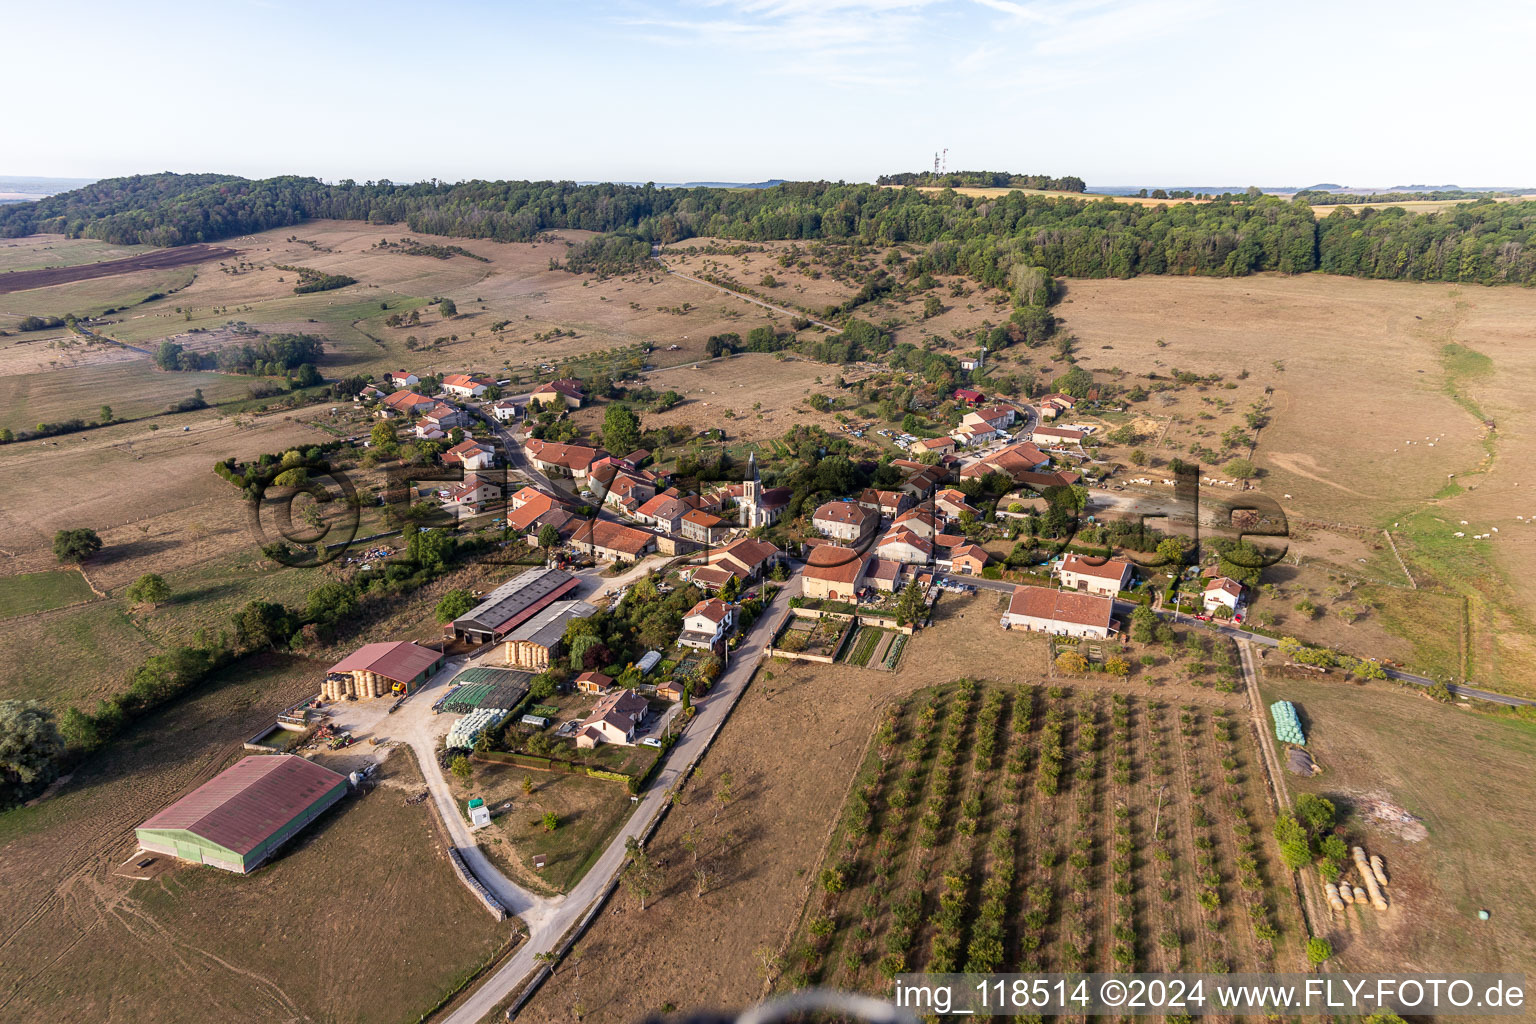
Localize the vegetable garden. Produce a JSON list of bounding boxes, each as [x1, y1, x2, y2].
[[780, 679, 1303, 992]]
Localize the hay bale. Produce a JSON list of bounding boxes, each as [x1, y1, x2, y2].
[[1370, 854, 1389, 886], [1325, 882, 1346, 911], [1354, 846, 1389, 909]]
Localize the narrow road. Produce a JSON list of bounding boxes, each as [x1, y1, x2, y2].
[[439, 573, 802, 1024], [657, 261, 840, 331]]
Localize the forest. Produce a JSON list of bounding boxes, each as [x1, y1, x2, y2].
[[3, 172, 1535, 285], [154, 331, 325, 375]]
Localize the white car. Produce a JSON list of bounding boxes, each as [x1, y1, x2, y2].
[[640, 737, 663, 748]]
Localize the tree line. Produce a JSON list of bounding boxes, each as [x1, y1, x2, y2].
[[5, 172, 1535, 285]]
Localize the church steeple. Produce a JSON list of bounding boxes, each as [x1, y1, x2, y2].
[[743, 451, 760, 526]]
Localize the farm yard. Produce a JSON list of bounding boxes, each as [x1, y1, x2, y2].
[[780, 679, 1304, 991], [0, 653, 507, 1024]]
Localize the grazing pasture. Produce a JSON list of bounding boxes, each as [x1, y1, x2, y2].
[[1259, 672, 1536, 978]]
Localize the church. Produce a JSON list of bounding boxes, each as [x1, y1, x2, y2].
[[736, 452, 791, 529]]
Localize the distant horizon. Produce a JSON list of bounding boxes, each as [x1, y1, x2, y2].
[[3, 172, 1532, 202]]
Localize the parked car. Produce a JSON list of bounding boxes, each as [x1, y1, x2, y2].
[[640, 737, 663, 748]]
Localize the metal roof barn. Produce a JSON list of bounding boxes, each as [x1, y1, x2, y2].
[[135, 755, 348, 873], [450, 567, 579, 643]]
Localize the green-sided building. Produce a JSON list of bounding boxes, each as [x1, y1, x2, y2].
[[136, 754, 348, 874]]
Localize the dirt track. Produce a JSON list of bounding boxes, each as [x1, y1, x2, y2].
[[0, 244, 237, 294]]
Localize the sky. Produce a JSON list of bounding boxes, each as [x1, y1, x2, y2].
[[6, 0, 1534, 188]]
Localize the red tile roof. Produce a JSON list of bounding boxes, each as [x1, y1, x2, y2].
[[802, 545, 868, 585], [1060, 553, 1132, 581], [139, 755, 346, 855], [1007, 586, 1113, 629], [688, 597, 730, 624], [570, 518, 654, 555], [329, 641, 442, 683], [813, 501, 875, 527]]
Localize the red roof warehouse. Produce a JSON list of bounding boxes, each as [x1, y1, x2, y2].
[[135, 755, 349, 873]]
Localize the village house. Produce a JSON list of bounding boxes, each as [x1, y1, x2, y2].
[[862, 557, 903, 592], [1056, 553, 1134, 596], [490, 398, 520, 423], [1037, 392, 1078, 420], [441, 475, 502, 515], [933, 488, 980, 522], [601, 471, 656, 515], [356, 383, 387, 402], [529, 378, 585, 410], [1003, 586, 1115, 639], [947, 543, 989, 575], [959, 352, 984, 371], [1203, 576, 1243, 615], [953, 387, 984, 406], [812, 500, 878, 543], [891, 460, 948, 498], [875, 527, 934, 565], [972, 404, 1018, 430], [387, 370, 420, 388], [443, 438, 497, 471], [1031, 425, 1086, 447], [441, 373, 493, 399], [916, 435, 957, 457], [524, 439, 609, 484], [382, 390, 434, 418], [702, 537, 783, 583], [857, 488, 913, 519], [959, 442, 1052, 482], [800, 545, 869, 601], [950, 421, 1000, 447], [634, 490, 692, 534], [891, 507, 941, 539], [680, 508, 731, 544], [575, 670, 613, 694], [575, 689, 648, 748], [678, 597, 733, 653], [419, 402, 471, 432], [569, 519, 656, 562]]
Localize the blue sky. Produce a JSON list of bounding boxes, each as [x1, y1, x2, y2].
[[7, 0, 1533, 187]]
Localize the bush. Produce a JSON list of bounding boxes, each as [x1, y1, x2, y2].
[[1305, 937, 1332, 964]]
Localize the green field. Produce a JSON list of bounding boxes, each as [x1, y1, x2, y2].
[[0, 358, 259, 432], [0, 267, 197, 327], [0, 236, 153, 273], [0, 599, 159, 707], [0, 569, 95, 618]]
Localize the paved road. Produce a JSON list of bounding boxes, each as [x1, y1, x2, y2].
[[949, 572, 1534, 709], [438, 573, 802, 1024]]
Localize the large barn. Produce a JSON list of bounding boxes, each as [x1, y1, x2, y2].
[[449, 566, 580, 644], [136, 755, 348, 874], [323, 640, 444, 699]]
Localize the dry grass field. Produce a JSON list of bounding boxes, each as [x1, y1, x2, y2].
[[1258, 671, 1536, 980], [574, 352, 852, 445], [885, 184, 1213, 207], [1052, 275, 1536, 694], [520, 595, 1265, 1024], [0, 654, 507, 1024]]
